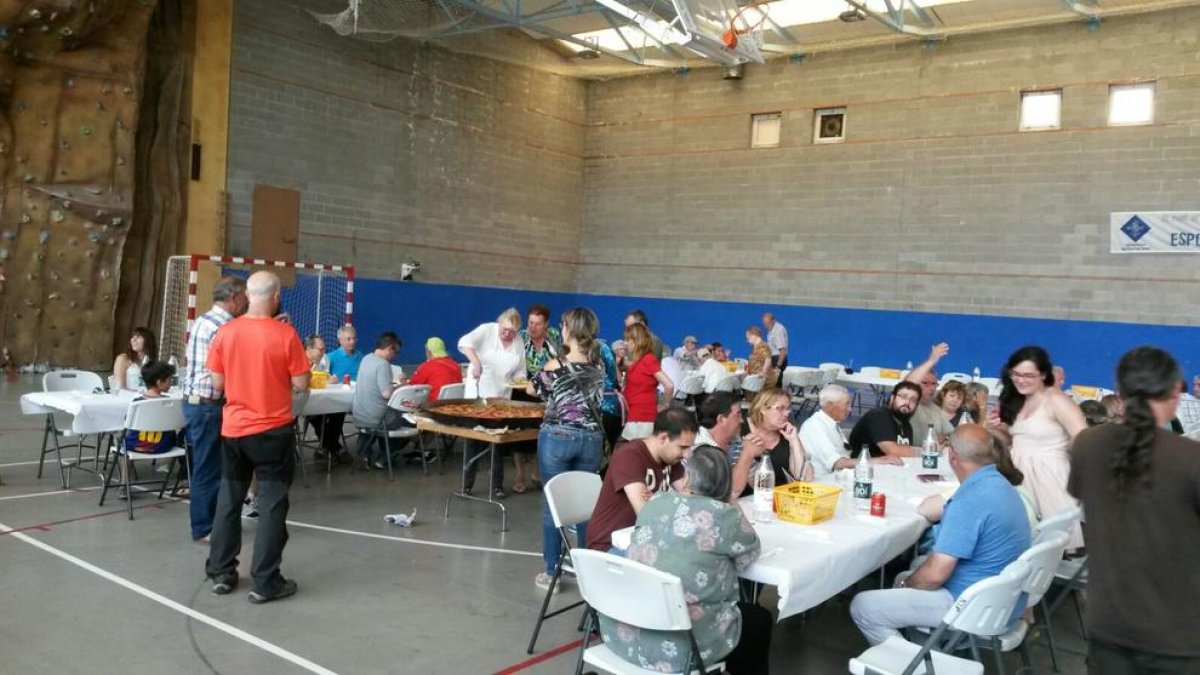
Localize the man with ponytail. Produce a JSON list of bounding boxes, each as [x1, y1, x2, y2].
[[1067, 346, 1200, 673]]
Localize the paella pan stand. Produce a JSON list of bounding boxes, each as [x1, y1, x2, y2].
[[420, 399, 544, 532]]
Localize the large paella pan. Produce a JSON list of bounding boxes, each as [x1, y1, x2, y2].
[[420, 398, 545, 430]]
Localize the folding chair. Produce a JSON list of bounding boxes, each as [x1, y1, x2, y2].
[[39, 370, 106, 488], [998, 532, 1071, 673], [98, 398, 188, 520], [787, 370, 825, 419], [527, 471, 602, 654], [713, 375, 741, 394], [849, 559, 1031, 675], [741, 374, 766, 396], [357, 385, 431, 480], [940, 373, 972, 385], [571, 549, 725, 675], [676, 375, 704, 412], [291, 390, 311, 487], [1177, 396, 1200, 439]]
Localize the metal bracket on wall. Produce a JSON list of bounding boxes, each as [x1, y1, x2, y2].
[[1061, 0, 1101, 18]]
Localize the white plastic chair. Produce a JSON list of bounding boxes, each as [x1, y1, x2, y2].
[[39, 370, 108, 487], [572, 549, 725, 675], [786, 370, 826, 417], [1033, 506, 1082, 546], [941, 372, 972, 385], [741, 374, 766, 395], [818, 362, 846, 373], [357, 384, 431, 480], [713, 375, 741, 394], [98, 398, 188, 520], [527, 472, 603, 654], [998, 532, 1071, 672], [1176, 396, 1200, 439], [438, 382, 465, 401], [849, 559, 1031, 675]]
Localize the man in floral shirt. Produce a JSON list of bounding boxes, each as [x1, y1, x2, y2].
[[513, 304, 562, 492]]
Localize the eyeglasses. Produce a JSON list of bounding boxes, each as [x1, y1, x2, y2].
[[1009, 371, 1042, 381]]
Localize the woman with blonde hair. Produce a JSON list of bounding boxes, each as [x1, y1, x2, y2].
[[731, 388, 811, 497], [621, 323, 674, 440], [457, 307, 526, 499]]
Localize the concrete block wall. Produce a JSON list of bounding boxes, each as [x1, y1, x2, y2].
[[579, 7, 1200, 326], [225, 0, 587, 291]]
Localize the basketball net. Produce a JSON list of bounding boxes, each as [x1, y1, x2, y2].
[[721, 1, 769, 49]]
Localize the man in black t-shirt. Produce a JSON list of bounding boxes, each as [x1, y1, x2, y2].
[[848, 381, 922, 458]]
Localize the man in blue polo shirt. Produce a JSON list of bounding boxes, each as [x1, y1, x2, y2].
[[850, 423, 1030, 645], [328, 324, 363, 382]]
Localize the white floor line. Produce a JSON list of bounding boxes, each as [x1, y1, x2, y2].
[[286, 519, 542, 558], [0, 522, 338, 675], [0, 459, 45, 468], [0, 488, 73, 501]]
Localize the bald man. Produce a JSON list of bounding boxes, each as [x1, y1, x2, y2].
[[850, 424, 1030, 645], [205, 271, 311, 604], [762, 312, 788, 386]]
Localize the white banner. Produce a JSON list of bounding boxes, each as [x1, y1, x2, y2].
[[1111, 211, 1200, 253]]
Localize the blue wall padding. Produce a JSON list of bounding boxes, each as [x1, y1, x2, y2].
[[353, 278, 1197, 390]]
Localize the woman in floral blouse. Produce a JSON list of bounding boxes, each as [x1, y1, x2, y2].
[[601, 445, 773, 674]]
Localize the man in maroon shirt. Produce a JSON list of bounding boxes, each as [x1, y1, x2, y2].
[[408, 337, 463, 401], [586, 406, 697, 552]]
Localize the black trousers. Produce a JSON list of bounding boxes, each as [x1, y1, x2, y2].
[[1088, 638, 1200, 675], [772, 355, 788, 387], [723, 602, 773, 675], [205, 424, 295, 595], [306, 412, 345, 452]]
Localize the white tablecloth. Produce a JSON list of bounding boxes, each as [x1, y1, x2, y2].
[[21, 390, 142, 434], [22, 386, 355, 434], [612, 458, 956, 620], [837, 372, 903, 390], [303, 386, 355, 416]]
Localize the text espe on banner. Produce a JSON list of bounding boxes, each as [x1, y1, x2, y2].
[[1111, 211, 1200, 253]]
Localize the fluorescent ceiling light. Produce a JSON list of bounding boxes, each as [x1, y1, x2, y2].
[[570, 0, 979, 53]]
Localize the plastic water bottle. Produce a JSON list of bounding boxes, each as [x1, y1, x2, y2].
[[958, 411, 974, 427], [906, 360, 913, 371], [972, 366, 981, 382], [922, 424, 940, 469], [853, 447, 873, 511], [753, 455, 775, 523], [167, 355, 179, 387]]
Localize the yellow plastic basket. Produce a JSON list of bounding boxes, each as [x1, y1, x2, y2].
[[773, 482, 842, 525], [310, 371, 330, 390]]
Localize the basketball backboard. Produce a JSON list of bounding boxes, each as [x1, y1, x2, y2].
[[670, 0, 766, 65]]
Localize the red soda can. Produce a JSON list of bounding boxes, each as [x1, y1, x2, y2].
[[870, 492, 887, 517], [343, 374, 350, 385]]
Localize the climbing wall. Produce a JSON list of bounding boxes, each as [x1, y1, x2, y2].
[[0, 1, 156, 368]]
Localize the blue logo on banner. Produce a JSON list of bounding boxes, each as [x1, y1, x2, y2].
[[1121, 215, 1151, 242]]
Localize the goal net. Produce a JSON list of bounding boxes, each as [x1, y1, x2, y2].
[[159, 255, 355, 364]]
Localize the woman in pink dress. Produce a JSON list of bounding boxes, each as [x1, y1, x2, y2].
[[992, 346, 1088, 551]]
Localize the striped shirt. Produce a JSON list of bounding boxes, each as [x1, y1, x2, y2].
[[184, 305, 233, 398]]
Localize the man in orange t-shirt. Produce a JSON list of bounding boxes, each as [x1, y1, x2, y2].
[[204, 271, 311, 604]]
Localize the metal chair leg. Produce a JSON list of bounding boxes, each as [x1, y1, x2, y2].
[[1039, 599, 1061, 673], [527, 552, 567, 654], [125, 455, 135, 520]]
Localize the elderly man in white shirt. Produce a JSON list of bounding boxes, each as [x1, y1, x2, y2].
[[697, 347, 728, 394], [801, 384, 903, 479]]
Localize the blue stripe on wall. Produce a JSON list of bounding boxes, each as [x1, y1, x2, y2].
[[355, 278, 1198, 389]]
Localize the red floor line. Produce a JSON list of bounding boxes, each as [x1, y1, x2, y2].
[[493, 638, 584, 675], [0, 500, 174, 536]]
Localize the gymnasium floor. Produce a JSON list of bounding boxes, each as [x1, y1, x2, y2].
[[0, 375, 1088, 674]]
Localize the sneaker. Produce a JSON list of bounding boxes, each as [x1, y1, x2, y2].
[[492, 488, 507, 501], [210, 573, 238, 596], [117, 486, 129, 500], [241, 496, 259, 519], [421, 451, 438, 463], [534, 572, 561, 594], [248, 578, 298, 604]]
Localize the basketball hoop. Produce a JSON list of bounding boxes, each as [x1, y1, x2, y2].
[[721, 1, 769, 49]]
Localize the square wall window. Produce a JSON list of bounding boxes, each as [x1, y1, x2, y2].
[[1109, 82, 1155, 126], [1019, 90, 1061, 130], [813, 107, 846, 144], [751, 112, 782, 148]]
